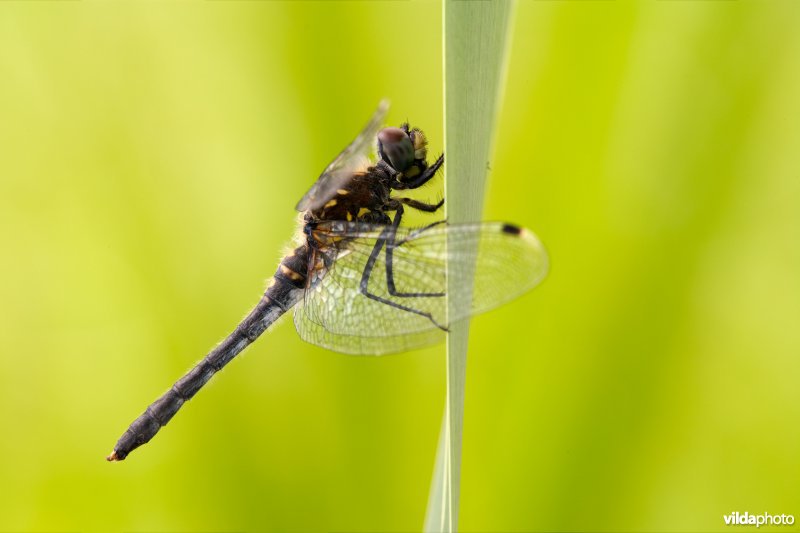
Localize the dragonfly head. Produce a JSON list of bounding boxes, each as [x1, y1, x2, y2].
[[377, 125, 431, 183]]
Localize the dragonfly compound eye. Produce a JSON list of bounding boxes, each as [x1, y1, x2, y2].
[[378, 127, 415, 173]]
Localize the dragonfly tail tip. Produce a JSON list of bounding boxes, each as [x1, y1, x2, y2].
[[106, 450, 123, 462]]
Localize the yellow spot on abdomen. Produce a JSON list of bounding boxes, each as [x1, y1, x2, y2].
[[280, 264, 304, 281]]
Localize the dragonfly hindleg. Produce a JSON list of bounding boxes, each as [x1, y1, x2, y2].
[[359, 210, 448, 331], [384, 211, 446, 299], [392, 219, 448, 247]]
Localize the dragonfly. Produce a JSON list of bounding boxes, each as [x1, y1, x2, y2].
[[106, 101, 548, 462]]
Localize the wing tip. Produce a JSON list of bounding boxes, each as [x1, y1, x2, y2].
[[501, 223, 523, 236]]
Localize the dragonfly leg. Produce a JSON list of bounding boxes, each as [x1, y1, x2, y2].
[[359, 209, 448, 331], [396, 197, 444, 213], [384, 213, 446, 299], [401, 153, 444, 189], [387, 153, 444, 190], [393, 219, 448, 247]]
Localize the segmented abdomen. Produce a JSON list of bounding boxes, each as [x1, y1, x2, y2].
[[107, 245, 312, 461]]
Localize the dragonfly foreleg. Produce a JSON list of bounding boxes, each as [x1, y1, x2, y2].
[[401, 154, 444, 189], [387, 153, 444, 190]]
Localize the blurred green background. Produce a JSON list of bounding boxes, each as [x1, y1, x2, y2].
[[1, 1, 799, 531]]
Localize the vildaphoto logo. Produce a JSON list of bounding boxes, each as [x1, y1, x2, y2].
[[724, 512, 795, 527]]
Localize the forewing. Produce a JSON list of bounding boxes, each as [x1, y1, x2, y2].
[[295, 100, 389, 212], [293, 221, 548, 355]]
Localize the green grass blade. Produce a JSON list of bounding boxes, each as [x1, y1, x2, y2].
[[424, 1, 515, 531]]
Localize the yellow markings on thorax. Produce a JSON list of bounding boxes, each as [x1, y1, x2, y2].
[[346, 212, 353, 221], [357, 207, 371, 218], [336, 189, 349, 195], [324, 199, 338, 209]]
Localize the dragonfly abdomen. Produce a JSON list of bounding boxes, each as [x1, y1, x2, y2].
[[106, 253, 307, 462], [272, 244, 314, 290]]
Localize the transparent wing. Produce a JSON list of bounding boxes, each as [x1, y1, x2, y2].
[[295, 100, 389, 212], [294, 221, 549, 355]]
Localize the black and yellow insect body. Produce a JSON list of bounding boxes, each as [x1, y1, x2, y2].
[[107, 101, 548, 462]]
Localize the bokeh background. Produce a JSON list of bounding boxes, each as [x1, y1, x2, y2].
[[1, 1, 799, 531]]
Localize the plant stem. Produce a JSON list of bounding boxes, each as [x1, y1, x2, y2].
[[424, 1, 516, 531]]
